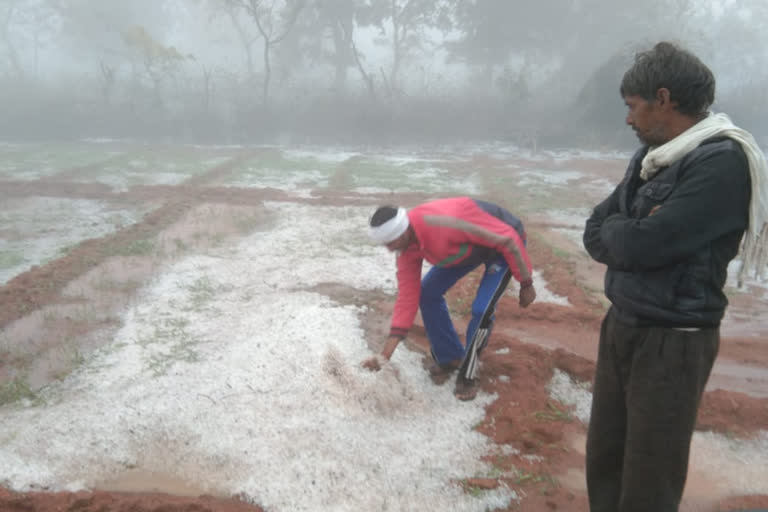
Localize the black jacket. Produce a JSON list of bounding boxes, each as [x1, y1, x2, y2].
[[583, 136, 751, 327]]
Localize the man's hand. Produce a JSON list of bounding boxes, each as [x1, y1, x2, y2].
[[362, 335, 401, 371], [519, 284, 536, 308], [362, 356, 383, 372]]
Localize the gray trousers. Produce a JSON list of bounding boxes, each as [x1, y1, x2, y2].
[[586, 308, 719, 512]]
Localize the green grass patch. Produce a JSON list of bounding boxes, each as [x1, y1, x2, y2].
[[0, 250, 25, 269], [533, 401, 573, 423], [0, 144, 123, 177], [230, 151, 338, 175], [484, 465, 506, 479], [343, 158, 447, 192], [460, 479, 491, 498], [251, 151, 340, 173], [514, 469, 557, 485], [234, 213, 268, 234], [466, 484, 483, 498], [0, 377, 37, 406], [186, 276, 218, 310], [146, 339, 202, 377], [113, 239, 156, 257], [550, 245, 572, 261], [135, 317, 208, 376], [50, 343, 87, 381]]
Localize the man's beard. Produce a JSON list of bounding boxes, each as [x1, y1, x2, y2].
[[634, 126, 667, 146]]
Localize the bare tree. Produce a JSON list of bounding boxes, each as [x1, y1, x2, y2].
[[202, 0, 260, 80], [357, 0, 448, 96], [121, 25, 193, 110], [277, 0, 357, 93], [51, 0, 176, 111], [232, 0, 306, 105], [99, 61, 116, 106], [1, 0, 26, 79], [349, 28, 375, 99], [201, 65, 215, 114]]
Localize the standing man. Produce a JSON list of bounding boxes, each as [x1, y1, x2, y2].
[[362, 197, 536, 400], [583, 41, 768, 511]]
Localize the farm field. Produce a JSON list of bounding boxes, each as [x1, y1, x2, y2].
[[0, 140, 766, 512]]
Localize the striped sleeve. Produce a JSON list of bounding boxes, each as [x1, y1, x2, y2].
[[423, 210, 532, 283], [389, 247, 423, 338]]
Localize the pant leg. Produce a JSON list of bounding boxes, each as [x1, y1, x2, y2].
[[420, 263, 477, 364], [618, 326, 719, 512], [466, 256, 510, 355], [586, 308, 628, 512]]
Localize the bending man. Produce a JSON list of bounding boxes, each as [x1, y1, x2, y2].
[[363, 196, 536, 400]]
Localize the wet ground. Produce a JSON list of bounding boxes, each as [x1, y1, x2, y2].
[[0, 143, 766, 511]]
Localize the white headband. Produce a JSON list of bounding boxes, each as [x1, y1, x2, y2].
[[369, 207, 409, 245]]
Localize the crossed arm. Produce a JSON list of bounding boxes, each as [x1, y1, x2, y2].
[[584, 151, 750, 271]]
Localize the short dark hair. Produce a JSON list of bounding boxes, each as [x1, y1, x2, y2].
[[620, 41, 715, 117], [370, 206, 399, 227]]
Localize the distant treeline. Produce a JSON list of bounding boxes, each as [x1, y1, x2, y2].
[[4, 75, 766, 151], [3, 1, 768, 148]]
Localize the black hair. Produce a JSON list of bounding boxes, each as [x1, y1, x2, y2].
[[370, 205, 399, 227], [620, 41, 715, 117]]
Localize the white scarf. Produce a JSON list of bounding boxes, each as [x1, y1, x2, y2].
[[640, 112, 768, 285]]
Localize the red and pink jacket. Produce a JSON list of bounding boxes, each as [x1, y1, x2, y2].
[[389, 197, 532, 338]]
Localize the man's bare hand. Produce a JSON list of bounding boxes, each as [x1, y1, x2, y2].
[[362, 356, 382, 372], [519, 284, 536, 308]]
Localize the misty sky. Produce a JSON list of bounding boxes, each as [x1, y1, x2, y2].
[[3, 0, 768, 143]]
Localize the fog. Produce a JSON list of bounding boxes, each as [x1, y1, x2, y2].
[[2, 0, 767, 148]]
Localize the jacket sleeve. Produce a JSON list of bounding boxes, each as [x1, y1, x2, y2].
[[599, 150, 750, 270], [583, 185, 627, 268], [476, 220, 533, 283], [389, 247, 423, 338], [424, 211, 532, 283]]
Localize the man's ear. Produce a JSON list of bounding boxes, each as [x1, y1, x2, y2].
[[656, 88, 676, 110]]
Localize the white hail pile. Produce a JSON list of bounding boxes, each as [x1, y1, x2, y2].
[[0, 202, 522, 512]]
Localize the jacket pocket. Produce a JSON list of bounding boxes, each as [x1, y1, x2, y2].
[[642, 182, 674, 200], [633, 181, 674, 217], [607, 263, 686, 313]]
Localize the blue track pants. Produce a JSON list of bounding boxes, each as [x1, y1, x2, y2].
[[419, 256, 511, 364]]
